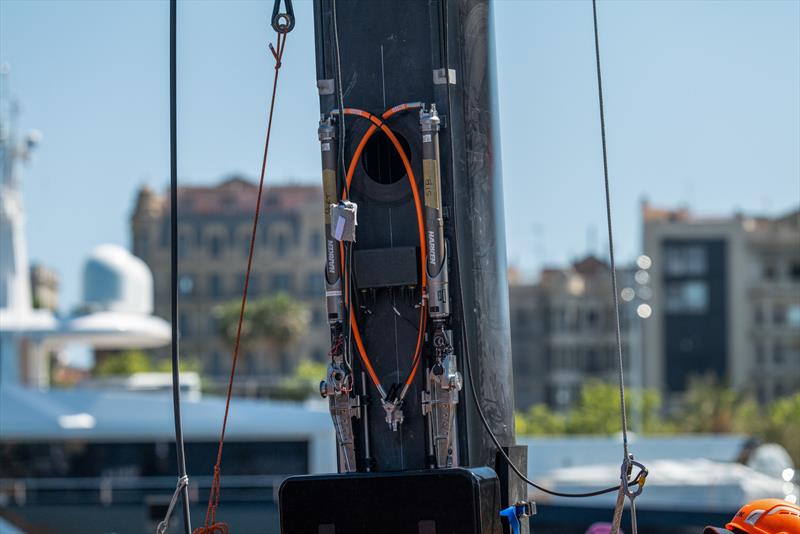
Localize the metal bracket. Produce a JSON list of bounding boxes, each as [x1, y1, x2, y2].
[[382, 399, 404, 431], [433, 68, 457, 85], [317, 78, 335, 95], [422, 334, 462, 468], [321, 360, 359, 472]]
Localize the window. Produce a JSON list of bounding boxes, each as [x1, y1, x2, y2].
[[763, 262, 778, 281], [209, 274, 222, 298], [309, 232, 323, 256], [180, 312, 191, 336], [586, 308, 599, 330], [754, 305, 764, 325], [787, 340, 800, 366], [272, 273, 292, 292], [210, 235, 222, 258], [178, 275, 194, 296], [246, 272, 259, 295], [791, 262, 800, 281], [787, 304, 800, 327], [134, 234, 150, 256], [178, 234, 189, 259], [311, 308, 324, 326], [755, 343, 765, 364], [306, 273, 322, 297], [276, 232, 288, 257], [774, 343, 785, 365], [664, 245, 707, 276], [773, 304, 786, 325], [665, 280, 708, 313], [242, 231, 252, 257]]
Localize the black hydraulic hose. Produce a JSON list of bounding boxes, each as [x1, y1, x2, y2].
[[462, 334, 628, 498], [169, 0, 192, 531]]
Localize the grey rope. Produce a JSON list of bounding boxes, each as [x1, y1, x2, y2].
[[156, 475, 189, 534], [591, 1, 640, 533]]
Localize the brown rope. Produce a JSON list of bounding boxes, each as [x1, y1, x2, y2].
[[193, 30, 288, 534]]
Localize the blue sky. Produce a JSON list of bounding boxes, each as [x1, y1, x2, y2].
[[2, 0, 798, 314]]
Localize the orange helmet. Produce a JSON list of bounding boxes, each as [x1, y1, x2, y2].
[[704, 499, 800, 534]]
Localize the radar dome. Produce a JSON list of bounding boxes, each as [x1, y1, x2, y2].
[[82, 244, 154, 314]]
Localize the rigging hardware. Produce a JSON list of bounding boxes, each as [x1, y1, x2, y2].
[[271, 0, 294, 34], [418, 104, 461, 468], [588, 0, 645, 531], [164, 0, 191, 531]]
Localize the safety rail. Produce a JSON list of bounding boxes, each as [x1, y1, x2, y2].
[[0, 475, 288, 507]]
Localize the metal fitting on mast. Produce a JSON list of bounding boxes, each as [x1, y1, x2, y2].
[[420, 104, 462, 468], [318, 114, 358, 472], [318, 116, 344, 325]]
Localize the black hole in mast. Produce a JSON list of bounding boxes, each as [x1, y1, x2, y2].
[[361, 129, 411, 185]]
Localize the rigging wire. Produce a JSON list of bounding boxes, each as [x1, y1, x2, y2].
[[193, 22, 291, 534], [330, 0, 355, 373], [443, 0, 646, 502], [163, 0, 192, 531], [590, 1, 640, 532], [332, 0, 347, 200]]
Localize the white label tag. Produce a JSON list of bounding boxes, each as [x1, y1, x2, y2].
[[334, 216, 345, 241], [422, 134, 431, 143], [321, 142, 331, 152]]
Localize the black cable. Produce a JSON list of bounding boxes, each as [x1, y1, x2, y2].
[[169, 0, 192, 531], [331, 0, 348, 199], [330, 0, 354, 371], [442, 0, 625, 499], [462, 331, 624, 498]]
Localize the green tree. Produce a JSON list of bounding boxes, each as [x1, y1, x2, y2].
[[762, 393, 800, 464], [93, 350, 153, 376], [516, 404, 566, 435], [215, 293, 310, 374], [515, 382, 669, 436], [276, 359, 329, 401], [677, 373, 757, 433], [155, 358, 201, 374]]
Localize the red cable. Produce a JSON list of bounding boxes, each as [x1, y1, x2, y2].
[[194, 31, 288, 534]]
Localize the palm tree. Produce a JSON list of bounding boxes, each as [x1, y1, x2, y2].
[[251, 293, 310, 373], [214, 293, 309, 375]]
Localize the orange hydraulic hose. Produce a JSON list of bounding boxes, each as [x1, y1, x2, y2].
[[338, 104, 428, 399]]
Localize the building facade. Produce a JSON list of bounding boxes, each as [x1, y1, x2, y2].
[[509, 256, 640, 411], [131, 177, 329, 387], [642, 203, 800, 403], [29, 264, 59, 312]]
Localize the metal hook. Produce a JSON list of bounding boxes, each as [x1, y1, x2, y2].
[[271, 0, 295, 34], [621, 455, 648, 499]]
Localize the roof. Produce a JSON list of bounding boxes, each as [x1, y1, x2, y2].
[[0, 384, 332, 442], [138, 178, 322, 217], [520, 436, 797, 510], [520, 435, 749, 478], [537, 458, 795, 511]]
